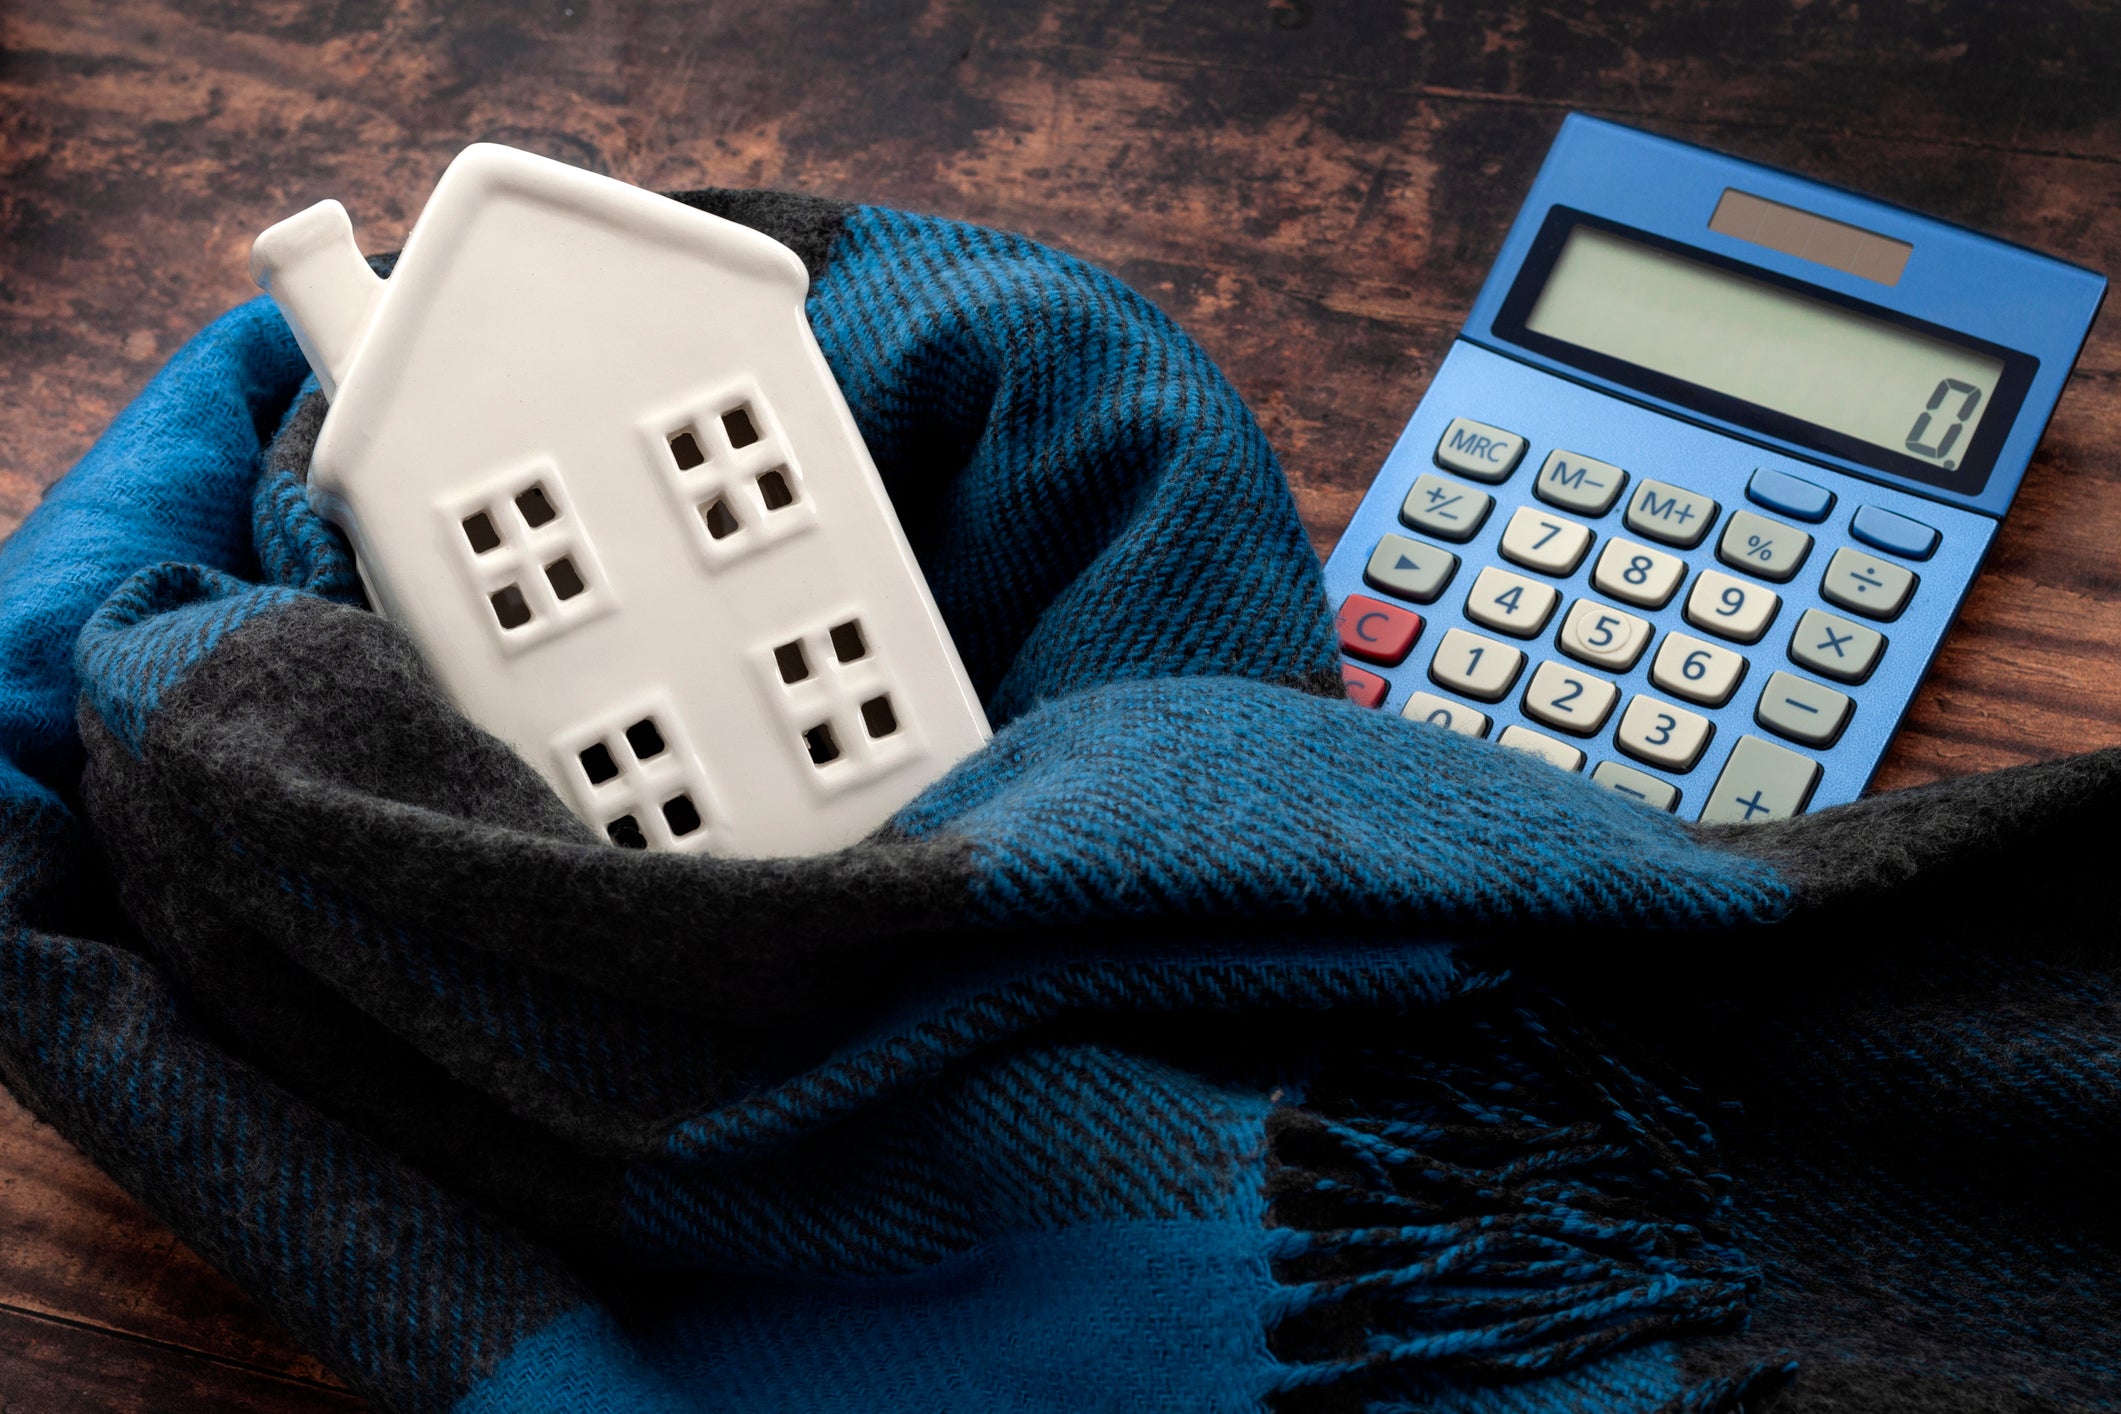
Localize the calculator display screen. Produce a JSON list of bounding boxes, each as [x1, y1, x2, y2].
[[1496, 211, 2036, 494]]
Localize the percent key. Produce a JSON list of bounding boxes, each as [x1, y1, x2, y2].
[[1719, 510, 1814, 583]]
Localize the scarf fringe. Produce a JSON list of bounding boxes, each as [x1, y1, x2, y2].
[[1262, 990, 1764, 1411]]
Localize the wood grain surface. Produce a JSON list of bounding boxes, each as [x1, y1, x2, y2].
[[2, 1, 2117, 1407]]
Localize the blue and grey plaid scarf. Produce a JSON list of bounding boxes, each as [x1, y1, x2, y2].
[[3, 190, 2116, 1413]]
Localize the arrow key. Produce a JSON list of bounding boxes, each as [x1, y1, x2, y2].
[[1363, 532, 1459, 604]]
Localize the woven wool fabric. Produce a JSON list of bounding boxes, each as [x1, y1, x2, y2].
[[2, 191, 2118, 1414]]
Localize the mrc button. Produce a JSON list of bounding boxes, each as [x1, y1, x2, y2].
[[1433, 417, 1528, 483]]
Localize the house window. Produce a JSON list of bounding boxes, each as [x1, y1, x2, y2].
[[700, 497, 741, 540], [756, 467, 795, 510], [625, 717, 667, 760], [514, 484, 559, 528], [761, 614, 913, 787], [722, 405, 760, 448], [667, 429, 706, 471], [544, 556, 586, 600], [561, 701, 716, 854], [648, 387, 816, 568], [489, 583, 533, 630], [462, 511, 501, 554], [661, 794, 703, 837], [578, 742, 620, 785], [449, 470, 608, 654], [860, 695, 898, 738], [830, 620, 867, 662]]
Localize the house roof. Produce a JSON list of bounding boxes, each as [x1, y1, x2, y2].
[[301, 143, 813, 452]]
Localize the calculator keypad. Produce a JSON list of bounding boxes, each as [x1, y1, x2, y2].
[[1683, 569, 1781, 644], [1786, 608, 1885, 684], [1364, 533, 1458, 603], [1558, 599, 1653, 672], [1336, 595, 1423, 666], [1700, 735, 1821, 824], [1402, 474, 1493, 542], [1401, 689, 1490, 737], [1465, 566, 1560, 638], [1848, 504, 1939, 560], [1651, 632, 1748, 707], [1745, 467, 1835, 523], [1820, 547, 1917, 620], [1522, 660, 1620, 736], [1590, 537, 1686, 609], [1324, 349, 1984, 828], [1755, 670, 1854, 748], [1498, 724, 1585, 773], [1430, 628, 1525, 702], [1434, 418, 1529, 482], [1498, 506, 1594, 575], [1624, 479, 1719, 548], [1533, 450, 1628, 516], [1615, 694, 1714, 772], [1716, 510, 1813, 583], [1591, 760, 1680, 811], [1340, 663, 1388, 709]]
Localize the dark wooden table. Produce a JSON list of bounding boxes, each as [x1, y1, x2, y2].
[[4, 2, 2117, 1407]]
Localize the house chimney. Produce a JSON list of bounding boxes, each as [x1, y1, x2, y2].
[[250, 200, 385, 401]]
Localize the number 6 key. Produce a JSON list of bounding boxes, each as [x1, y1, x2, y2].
[[1650, 630, 1748, 707]]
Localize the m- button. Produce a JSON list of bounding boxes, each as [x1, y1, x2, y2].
[[1533, 450, 1628, 516], [1433, 417, 1529, 484]]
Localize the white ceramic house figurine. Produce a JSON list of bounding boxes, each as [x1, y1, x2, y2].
[[249, 144, 990, 857]]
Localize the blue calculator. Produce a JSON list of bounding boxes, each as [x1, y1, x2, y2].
[[1321, 115, 2106, 823]]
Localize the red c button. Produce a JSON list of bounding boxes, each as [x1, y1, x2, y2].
[[1335, 594, 1422, 666], [1340, 663, 1389, 708]]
